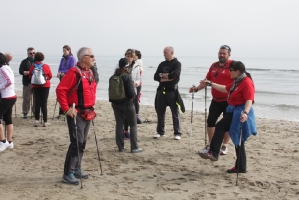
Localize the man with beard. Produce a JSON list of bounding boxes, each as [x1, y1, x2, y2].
[[189, 45, 233, 155]]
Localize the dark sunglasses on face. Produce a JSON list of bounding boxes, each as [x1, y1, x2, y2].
[[84, 55, 95, 58], [29, 52, 35, 55], [220, 45, 231, 51]]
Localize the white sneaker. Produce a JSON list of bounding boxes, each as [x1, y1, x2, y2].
[[7, 141, 14, 149], [220, 145, 228, 155], [199, 145, 210, 154], [153, 134, 165, 138], [34, 120, 39, 127], [174, 135, 181, 140], [0, 141, 10, 152], [43, 122, 51, 127]]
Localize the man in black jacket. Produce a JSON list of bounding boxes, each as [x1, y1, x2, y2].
[[19, 47, 35, 118], [153, 46, 183, 140]]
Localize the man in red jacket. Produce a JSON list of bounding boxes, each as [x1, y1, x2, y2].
[[56, 47, 97, 185], [190, 45, 234, 155]]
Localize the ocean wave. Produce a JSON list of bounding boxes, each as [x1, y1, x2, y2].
[[247, 68, 299, 73], [255, 90, 299, 96]]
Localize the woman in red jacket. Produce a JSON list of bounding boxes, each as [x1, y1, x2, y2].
[[29, 52, 52, 127]]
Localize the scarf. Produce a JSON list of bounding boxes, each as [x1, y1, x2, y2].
[[227, 73, 246, 101]]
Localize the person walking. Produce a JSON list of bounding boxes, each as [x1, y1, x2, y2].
[[153, 46, 184, 140], [29, 52, 52, 127], [110, 58, 143, 153], [19, 47, 35, 118], [190, 45, 234, 155], [57, 45, 76, 118], [56, 47, 97, 185], [0, 53, 17, 152], [198, 61, 257, 174]]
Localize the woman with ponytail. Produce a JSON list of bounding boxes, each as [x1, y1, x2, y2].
[[198, 61, 257, 174]]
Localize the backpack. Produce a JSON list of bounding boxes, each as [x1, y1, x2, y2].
[[108, 73, 127, 103], [31, 63, 46, 86]]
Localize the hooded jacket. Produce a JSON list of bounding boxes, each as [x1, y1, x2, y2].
[[19, 58, 34, 86], [154, 57, 181, 91]]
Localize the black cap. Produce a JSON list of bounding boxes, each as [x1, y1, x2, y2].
[[119, 58, 129, 68]]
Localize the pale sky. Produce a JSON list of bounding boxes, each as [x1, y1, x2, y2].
[[1, 0, 299, 58]]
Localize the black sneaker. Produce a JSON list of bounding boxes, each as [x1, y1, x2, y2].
[[227, 167, 247, 173]]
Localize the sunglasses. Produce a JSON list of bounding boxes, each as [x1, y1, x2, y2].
[[29, 52, 35, 55], [84, 55, 95, 58], [220, 45, 231, 51]]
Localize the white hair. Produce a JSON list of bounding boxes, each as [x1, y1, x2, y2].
[[77, 47, 92, 62]]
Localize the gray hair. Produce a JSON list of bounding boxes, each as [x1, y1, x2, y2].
[[77, 47, 92, 62], [165, 46, 174, 53]]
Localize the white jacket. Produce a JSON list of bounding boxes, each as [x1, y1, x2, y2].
[[0, 65, 16, 98], [115, 62, 141, 87]]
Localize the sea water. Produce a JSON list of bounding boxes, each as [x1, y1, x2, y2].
[[8, 55, 299, 122]]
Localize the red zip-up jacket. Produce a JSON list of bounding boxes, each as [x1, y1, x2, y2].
[[56, 63, 97, 112], [29, 62, 52, 88]]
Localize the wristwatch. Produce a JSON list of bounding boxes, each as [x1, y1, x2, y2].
[[241, 111, 248, 115], [159, 73, 163, 78]]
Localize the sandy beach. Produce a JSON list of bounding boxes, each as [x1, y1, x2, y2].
[[1, 93, 299, 200]]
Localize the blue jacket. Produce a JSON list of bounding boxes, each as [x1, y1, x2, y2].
[[58, 55, 76, 74], [227, 105, 257, 146]]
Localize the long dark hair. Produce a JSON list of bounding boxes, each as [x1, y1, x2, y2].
[[230, 61, 253, 80], [0, 53, 8, 68]]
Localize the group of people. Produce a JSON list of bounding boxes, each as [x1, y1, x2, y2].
[[0, 44, 257, 186]]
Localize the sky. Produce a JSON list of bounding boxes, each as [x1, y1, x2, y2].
[[1, 0, 299, 58]]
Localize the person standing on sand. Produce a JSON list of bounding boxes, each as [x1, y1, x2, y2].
[[29, 52, 52, 127], [19, 47, 35, 118], [153, 46, 185, 140], [189, 45, 234, 155], [0, 53, 17, 152], [134, 50, 143, 124], [57, 45, 77, 118], [56, 47, 97, 185], [110, 58, 143, 153], [198, 61, 257, 174]]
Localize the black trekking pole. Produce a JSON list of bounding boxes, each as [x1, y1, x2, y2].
[[189, 85, 195, 150], [52, 100, 58, 120], [73, 103, 83, 188], [92, 120, 103, 175], [31, 94, 33, 119], [204, 86, 207, 146], [236, 122, 243, 186]]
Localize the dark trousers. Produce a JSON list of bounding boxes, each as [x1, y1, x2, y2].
[[112, 103, 138, 151], [209, 113, 246, 170], [156, 90, 181, 136], [207, 100, 228, 127], [64, 115, 90, 175], [33, 87, 50, 122], [0, 98, 17, 125], [124, 94, 139, 131], [135, 86, 141, 114]]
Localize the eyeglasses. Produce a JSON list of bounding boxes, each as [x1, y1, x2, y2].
[[29, 52, 35, 55], [84, 55, 95, 58], [220, 45, 231, 51], [229, 69, 236, 72]]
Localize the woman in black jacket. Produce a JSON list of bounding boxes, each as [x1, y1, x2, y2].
[[110, 58, 143, 153]]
